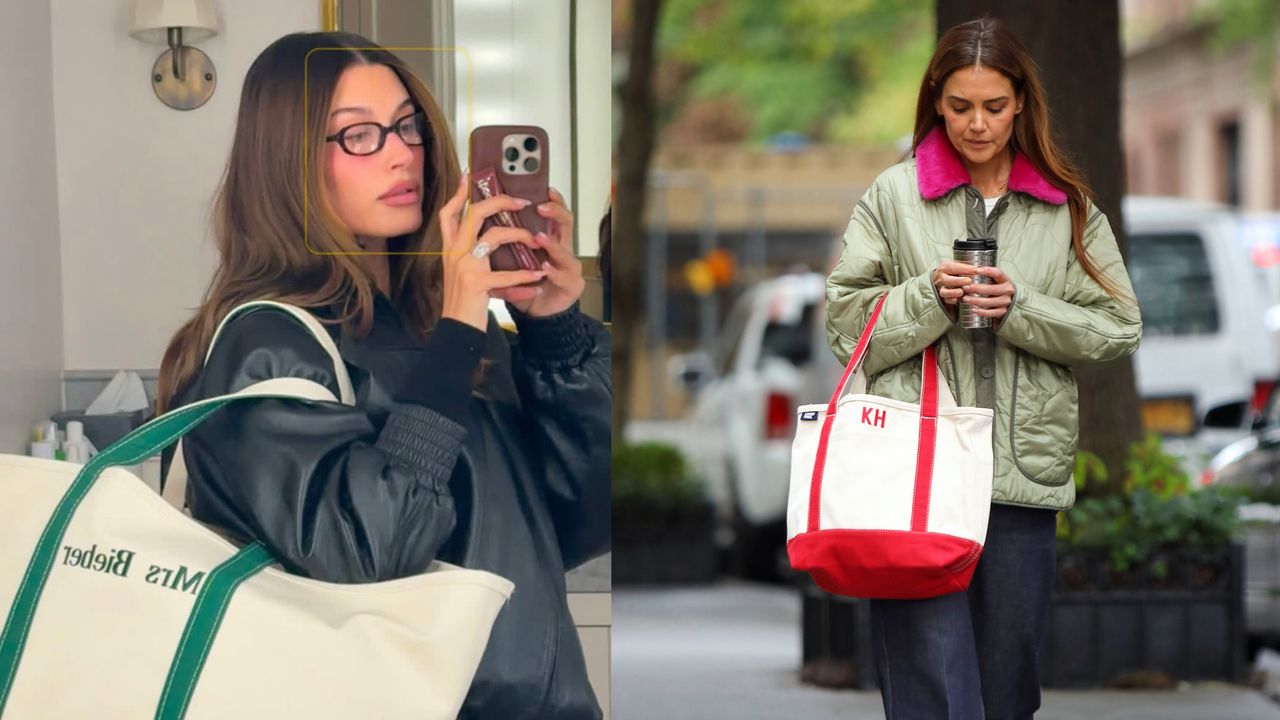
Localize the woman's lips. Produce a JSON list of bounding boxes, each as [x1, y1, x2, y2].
[[379, 189, 419, 206], [967, 140, 991, 148]]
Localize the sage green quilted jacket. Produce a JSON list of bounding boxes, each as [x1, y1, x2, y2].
[[825, 128, 1142, 511]]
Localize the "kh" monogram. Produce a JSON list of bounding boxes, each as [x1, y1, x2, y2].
[[861, 407, 886, 429]]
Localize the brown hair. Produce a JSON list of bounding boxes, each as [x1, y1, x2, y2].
[[598, 204, 611, 323], [155, 31, 461, 414], [911, 16, 1122, 299]]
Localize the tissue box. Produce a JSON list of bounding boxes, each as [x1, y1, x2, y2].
[[52, 409, 152, 450]]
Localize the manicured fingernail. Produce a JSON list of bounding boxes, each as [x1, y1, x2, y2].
[[516, 198, 532, 207], [542, 261, 552, 270]]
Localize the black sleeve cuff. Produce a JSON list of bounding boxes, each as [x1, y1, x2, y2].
[[507, 302, 593, 367], [396, 318, 486, 423], [375, 404, 466, 490]]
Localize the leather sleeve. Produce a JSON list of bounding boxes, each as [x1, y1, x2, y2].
[[507, 303, 612, 570], [167, 307, 463, 583]]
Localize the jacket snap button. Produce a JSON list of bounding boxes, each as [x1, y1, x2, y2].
[[980, 365, 994, 379]]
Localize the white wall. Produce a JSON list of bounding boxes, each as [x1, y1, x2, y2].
[[0, 1, 64, 452], [453, 0, 609, 257], [52, 0, 320, 371]]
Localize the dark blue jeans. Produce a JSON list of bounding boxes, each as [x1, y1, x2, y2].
[[869, 503, 1058, 720]]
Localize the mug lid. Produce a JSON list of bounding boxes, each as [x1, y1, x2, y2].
[[953, 237, 995, 250]]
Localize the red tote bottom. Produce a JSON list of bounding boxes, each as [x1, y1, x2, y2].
[[788, 529, 983, 600]]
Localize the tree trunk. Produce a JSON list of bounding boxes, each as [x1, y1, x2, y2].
[[613, 0, 664, 450], [937, 0, 1142, 491]]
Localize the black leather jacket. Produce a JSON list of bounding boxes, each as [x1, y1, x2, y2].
[[159, 294, 610, 719]]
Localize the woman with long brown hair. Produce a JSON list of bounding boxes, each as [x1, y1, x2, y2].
[[155, 32, 609, 719], [825, 17, 1141, 719]]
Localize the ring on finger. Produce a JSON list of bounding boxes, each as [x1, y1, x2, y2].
[[472, 242, 491, 258]]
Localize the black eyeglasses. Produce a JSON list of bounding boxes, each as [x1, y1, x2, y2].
[[325, 111, 427, 156]]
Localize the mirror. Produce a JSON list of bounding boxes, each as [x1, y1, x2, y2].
[[668, 352, 716, 394]]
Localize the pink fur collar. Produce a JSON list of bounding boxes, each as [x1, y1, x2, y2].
[[914, 125, 1067, 205]]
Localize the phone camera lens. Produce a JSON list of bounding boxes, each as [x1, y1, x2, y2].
[[504, 147, 520, 162], [523, 137, 538, 152], [524, 157, 539, 172], [508, 164, 518, 173]]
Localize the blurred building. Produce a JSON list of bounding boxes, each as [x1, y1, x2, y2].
[[631, 143, 901, 418], [644, 143, 901, 341], [1123, 0, 1279, 210]]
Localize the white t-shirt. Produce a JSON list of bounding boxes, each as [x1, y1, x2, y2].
[[984, 196, 1000, 216]]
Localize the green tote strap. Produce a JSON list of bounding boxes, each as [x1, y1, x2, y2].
[[153, 542, 276, 720], [0, 381, 336, 716]]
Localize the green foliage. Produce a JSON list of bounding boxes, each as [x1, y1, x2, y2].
[[613, 442, 708, 511], [827, 24, 934, 146], [1231, 482, 1280, 506], [1073, 450, 1108, 491], [1124, 432, 1190, 499], [1061, 433, 1243, 571], [657, 0, 933, 143], [1197, 0, 1279, 89]]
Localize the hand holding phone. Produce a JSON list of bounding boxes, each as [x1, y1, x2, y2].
[[436, 175, 548, 331]]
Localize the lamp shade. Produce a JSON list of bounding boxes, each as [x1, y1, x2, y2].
[[130, 0, 218, 44]]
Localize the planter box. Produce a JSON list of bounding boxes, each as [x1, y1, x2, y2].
[[1240, 511, 1280, 638], [798, 577, 877, 690], [613, 503, 719, 585], [1040, 544, 1246, 687]]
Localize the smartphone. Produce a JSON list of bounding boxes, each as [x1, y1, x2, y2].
[[468, 125, 552, 281]]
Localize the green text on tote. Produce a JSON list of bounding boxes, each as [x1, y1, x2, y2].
[[60, 543, 207, 595]]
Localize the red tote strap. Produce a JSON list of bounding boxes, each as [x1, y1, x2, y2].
[[807, 295, 885, 533], [807, 295, 942, 534], [826, 295, 888, 414], [910, 345, 940, 532]]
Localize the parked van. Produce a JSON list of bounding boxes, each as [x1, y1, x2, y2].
[[631, 196, 1280, 577], [1124, 197, 1280, 454]]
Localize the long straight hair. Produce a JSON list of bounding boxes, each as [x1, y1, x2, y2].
[[911, 17, 1122, 299], [156, 32, 461, 414]]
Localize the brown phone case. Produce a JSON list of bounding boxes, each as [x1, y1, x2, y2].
[[468, 125, 552, 281]]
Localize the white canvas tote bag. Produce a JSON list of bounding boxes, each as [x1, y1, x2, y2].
[[0, 301, 513, 719], [787, 295, 994, 599]]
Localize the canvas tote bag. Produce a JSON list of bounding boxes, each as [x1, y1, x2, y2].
[[0, 301, 513, 719], [787, 295, 995, 599]]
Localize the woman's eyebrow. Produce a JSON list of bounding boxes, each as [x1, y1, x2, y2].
[[329, 97, 414, 119], [946, 95, 1010, 103]]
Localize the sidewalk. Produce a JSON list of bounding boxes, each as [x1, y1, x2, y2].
[[613, 582, 1280, 720]]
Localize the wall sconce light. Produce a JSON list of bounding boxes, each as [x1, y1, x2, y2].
[[131, 0, 219, 111]]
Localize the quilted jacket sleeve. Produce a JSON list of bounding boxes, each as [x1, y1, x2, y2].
[[506, 304, 612, 571], [995, 207, 1143, 365], [826, 183, 953, 376]]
